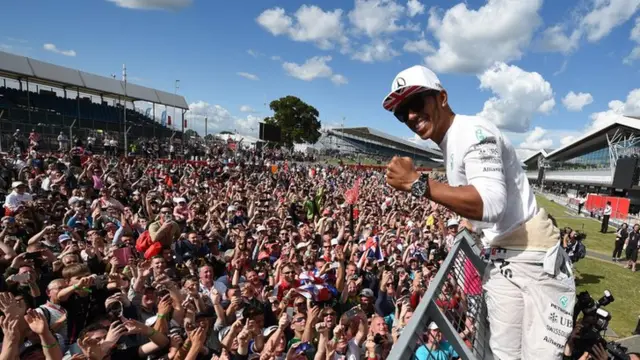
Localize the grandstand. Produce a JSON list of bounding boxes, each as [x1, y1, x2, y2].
[[0, 50, 187, 152], [523, 116, 640, 208], [316, 126, 443, 168]]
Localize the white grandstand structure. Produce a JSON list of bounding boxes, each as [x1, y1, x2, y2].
[[315, 126, 443, 168]]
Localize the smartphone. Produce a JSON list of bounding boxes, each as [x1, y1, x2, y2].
[[345, 306, 360, 320], [24, 252, 40, 260], [296, 342, 315, 355], [286, 307, 295, 318], [113, 247, 132, 267], [10, 273, 30, 283]]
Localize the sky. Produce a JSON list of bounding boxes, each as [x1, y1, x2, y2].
[[2, 0, 640, 159]]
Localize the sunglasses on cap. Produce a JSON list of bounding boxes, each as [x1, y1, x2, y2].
[[393, 90, 439, 123]]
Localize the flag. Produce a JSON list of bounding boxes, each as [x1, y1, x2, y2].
[[344, 177, 361, 205], [184, 119, 187, 128], [168, 115, 172, 126], [295, 272, 338, 302], [364, 236, 384, 262], [161, 111, 167, 127]]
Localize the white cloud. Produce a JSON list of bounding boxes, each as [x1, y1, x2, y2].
[[43, 43, 76, 57], [236, 72, 260, 81], [330, 74, 349, 85], [624, 17, 640, 64], [348, 0, 406, 38], [561, 135, 577, 146], [282, 56, 348, 85], [407, 133, 438, 149], [403, 38, 435, 55], [587, 88, 640, 132], [406, 0, 425, 17], [256, 5, 348, 50], [240, 105, 255, 113], [352, 39, 399, 62], [562, 91, 594, 111], [519, 126, 553, 150], [536, 25, 581, 54], [186, 101, 261, 136], [538, 0, 640, 55], [271, 55, 281, 61], [106, 0, 191, 10], [247, 49, 260, 58], [580, 0, 639, 43], [477, 62, 555, 132], [425, 0, 543, 74]]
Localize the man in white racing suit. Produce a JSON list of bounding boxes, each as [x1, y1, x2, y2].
[[382, 65, 575, 360]]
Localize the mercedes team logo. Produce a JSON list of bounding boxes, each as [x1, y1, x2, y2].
[[395, 77, 406, 88]]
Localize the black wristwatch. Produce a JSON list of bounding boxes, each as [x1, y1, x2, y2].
[[410, 173, 430, 198]]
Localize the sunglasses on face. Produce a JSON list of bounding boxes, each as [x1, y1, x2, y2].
[[393, 90, 439, 123]]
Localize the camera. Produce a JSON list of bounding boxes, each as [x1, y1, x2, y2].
[[572, 290, 628, 359]]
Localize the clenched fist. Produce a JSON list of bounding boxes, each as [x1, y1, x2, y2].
[[386, 156, 420, 192]]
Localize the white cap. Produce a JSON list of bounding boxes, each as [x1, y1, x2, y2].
[[446, 218, 459, 228], [428, 322, 439, 330], [256, 225, 267, 232], [382, 65, 444, 112]]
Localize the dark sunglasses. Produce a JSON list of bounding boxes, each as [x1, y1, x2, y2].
[[394, 90, 439, 123]]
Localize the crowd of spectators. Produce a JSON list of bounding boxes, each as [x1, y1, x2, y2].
[[0, 135, 485, 360]]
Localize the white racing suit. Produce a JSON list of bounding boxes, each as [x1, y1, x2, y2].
[[483, 208, 575, 360]]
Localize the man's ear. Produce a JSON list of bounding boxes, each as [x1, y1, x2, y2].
[[439, 90, 449, 108]]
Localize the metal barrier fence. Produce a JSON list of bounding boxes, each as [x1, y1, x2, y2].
[[0, 106, 175, 152], [388, 230, 492, 360]]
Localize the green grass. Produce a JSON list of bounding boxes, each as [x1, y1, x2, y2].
[[536, 195, 614, 256], [574, 258, 640, 337], [536, 195, 640, 337]]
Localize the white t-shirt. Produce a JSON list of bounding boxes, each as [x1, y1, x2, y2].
[[438, 114, 537, 243]]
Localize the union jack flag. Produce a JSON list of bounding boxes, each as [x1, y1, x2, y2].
[[364, 236, 385, 262], [383, 85, 424, 111], [295, 273, 338, 302]]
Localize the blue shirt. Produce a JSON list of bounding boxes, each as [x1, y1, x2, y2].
[[415, 341, 459, 360]]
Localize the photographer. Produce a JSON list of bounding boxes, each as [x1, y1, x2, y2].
[[613, 223, 629, 262], [563, 229, 586, 264]]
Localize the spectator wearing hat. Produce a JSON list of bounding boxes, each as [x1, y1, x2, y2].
[[4, 181, 32, 214], [415, 322, 459, 360]]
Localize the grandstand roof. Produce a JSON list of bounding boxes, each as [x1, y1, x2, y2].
[[328, 127, 442, 158], [544, 116, 640, 161], [0, 50, 188, 109]]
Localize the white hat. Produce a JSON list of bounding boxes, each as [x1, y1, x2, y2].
[[428, 321, 439, 330], [11, 181, 26, 189], [256, 225, 267, 232], [446, 218, 459, 228], [382, 65, 444, 112]]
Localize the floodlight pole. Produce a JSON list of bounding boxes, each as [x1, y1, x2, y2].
[[123, 64, 128, 157], [69, 119, 77, 150]]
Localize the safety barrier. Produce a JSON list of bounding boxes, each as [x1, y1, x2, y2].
[[387, 230, 491, 360]]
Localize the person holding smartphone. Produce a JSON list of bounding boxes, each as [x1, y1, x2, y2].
[[148, 205, 181, 249]]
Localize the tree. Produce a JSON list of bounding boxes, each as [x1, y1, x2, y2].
[[264, 96, 321, 147], [204, 134, 216, 141], [219, 131, 234, 135], [184, 129, 198, 138]]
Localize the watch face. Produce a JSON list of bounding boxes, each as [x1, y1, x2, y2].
[[411, 179, 426, 197]]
